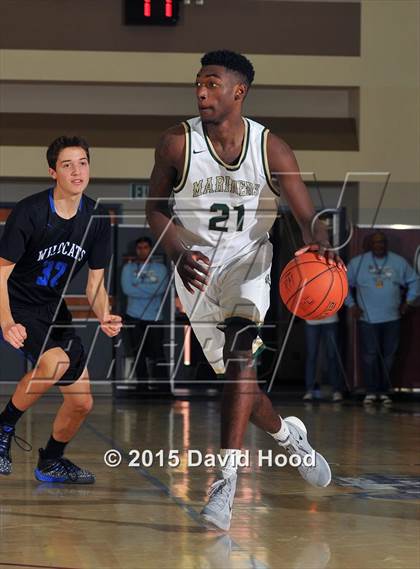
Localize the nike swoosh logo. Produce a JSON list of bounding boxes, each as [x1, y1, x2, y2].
[[193, 150, 206, 154]]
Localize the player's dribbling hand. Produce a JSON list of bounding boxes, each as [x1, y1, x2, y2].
[[295, 242, 346, 271], [101, 314, 123, 337], [1, 322, 27, 349], [177, 250, 210, 294]]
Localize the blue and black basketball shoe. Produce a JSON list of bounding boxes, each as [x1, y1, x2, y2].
[[0, 424, 14, 475], [34, 449, 95, 484], [0, 424, 32, 476]]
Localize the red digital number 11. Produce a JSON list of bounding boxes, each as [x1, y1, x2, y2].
[[143, 1, 173, 19]]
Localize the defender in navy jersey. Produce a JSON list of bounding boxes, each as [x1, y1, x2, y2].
[[0, 136, 121, 483], [147, 51, 344, 531]]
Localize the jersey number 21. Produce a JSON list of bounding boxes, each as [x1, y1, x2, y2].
[[209, 204, 244, 232]]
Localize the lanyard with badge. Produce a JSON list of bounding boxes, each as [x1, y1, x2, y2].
[[372, 254, 388, 288]]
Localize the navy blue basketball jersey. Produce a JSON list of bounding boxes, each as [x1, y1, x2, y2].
[[0, 189, 111, 306]]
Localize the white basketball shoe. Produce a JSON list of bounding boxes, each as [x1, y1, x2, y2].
[[200, 473, 237, 531], [281, 416, 332, 488]]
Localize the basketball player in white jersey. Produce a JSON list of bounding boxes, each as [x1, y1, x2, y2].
[[147, 50, 342, 531]]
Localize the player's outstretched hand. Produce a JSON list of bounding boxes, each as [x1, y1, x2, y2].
[[2, 322, 27, 349], [295, 242, 346, 271], [101, 314, 122, 337], [177, 250, 210, 293]]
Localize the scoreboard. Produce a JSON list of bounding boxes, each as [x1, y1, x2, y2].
[[125, 0, 179, 26]]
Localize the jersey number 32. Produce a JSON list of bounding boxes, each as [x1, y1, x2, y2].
[[36, 260, 68, 288]]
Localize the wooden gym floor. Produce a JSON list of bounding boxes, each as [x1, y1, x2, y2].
[[0, 397, 419, 569]]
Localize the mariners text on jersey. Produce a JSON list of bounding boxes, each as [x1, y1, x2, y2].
[[192, 176, 260, 198]]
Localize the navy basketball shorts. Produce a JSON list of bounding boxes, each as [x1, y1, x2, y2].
[[3, 301, 87, 386]]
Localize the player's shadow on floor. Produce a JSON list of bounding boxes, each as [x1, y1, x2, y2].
[[7, 510, 210, 533]]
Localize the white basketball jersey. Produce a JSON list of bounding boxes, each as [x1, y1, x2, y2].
[[172, 116, 280, 266]]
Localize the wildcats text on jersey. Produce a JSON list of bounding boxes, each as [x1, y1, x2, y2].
[[192, 176, 260, 198], [37, 242, 86, 263]]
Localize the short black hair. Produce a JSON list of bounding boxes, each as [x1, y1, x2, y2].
[[47, 136, 90, 169], [136, 236, 153, 247], [201, 50, 255, 87]]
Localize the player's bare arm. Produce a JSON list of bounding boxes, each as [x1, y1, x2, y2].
[[267, 133, 343, 267], [146, 125, 209, 293], [0, 258, 27, 349], [86, 268, 122, 337]]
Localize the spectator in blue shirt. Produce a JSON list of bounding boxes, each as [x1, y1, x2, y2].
[[345, 231, 419, 405], [121, 237, 169, 390]]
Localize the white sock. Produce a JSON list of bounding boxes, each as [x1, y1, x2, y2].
[[269, 417, 290, 445], [220, 448, 240, 479]]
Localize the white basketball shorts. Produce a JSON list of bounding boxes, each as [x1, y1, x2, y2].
[[175, 240, 273, 374]]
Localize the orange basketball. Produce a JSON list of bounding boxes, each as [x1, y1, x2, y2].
[[279, 251, 348, 320]]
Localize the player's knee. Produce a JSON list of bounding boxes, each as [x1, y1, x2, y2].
[[70, 394, 93, 416], [79, 395, 94, 416], [222, 317, 259, 369]]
